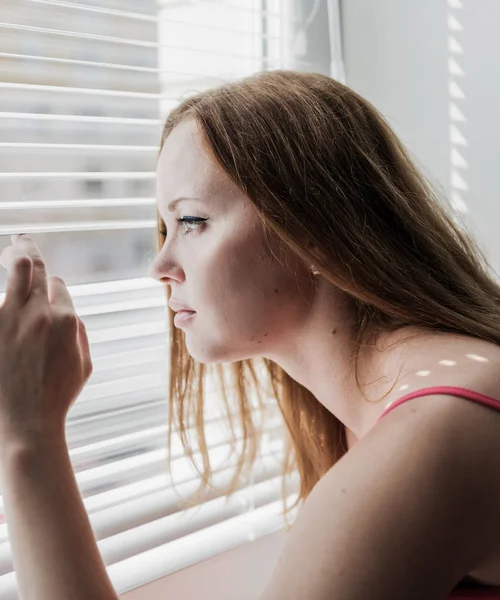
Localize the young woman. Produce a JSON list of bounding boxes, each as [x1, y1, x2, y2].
[[2, 71, 500, 599]]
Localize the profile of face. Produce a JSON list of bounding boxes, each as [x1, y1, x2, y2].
[[148, 118, 318, 365]]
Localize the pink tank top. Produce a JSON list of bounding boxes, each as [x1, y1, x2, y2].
[[376, 386, 500, 598]]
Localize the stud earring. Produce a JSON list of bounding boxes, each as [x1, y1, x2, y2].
[[311, 265, 320, 276]]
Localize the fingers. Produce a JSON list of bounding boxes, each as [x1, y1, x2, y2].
[[0, 235, 50, 310], [11, 235, 48, 303], [0, 234, 93, 383], [48, 276, 75, 312], [0, 245, 33, 309], [0, 235, 76, 317]]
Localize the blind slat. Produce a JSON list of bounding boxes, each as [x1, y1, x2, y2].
[[0, 52, 160, 73], [0, 171, 155, 179], [0, 197, 156, 209], [0, 220, 155, 235], [0, 81, 161, 99], [27, 0, 158, 21], [0, 111, 160, 125], [0, 53, 238, 81], [0, 143, 157, 151]]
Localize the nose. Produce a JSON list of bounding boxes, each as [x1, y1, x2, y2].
[[147, 255, 182, 284], [147, 258, 164, 282]]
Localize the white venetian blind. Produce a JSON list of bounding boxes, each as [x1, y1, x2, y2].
[[0, 0, 304, 598]]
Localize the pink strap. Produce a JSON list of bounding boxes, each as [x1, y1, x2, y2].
[[376, 386, 500, 424]]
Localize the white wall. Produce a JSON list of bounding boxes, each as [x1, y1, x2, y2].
[[341, 0, 450, 200], [341, 0, 500, 276], [459, 0, 500, 273]]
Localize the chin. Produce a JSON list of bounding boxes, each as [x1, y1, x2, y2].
[[184, 340, 253, 365], [184, 343, 230, 365]]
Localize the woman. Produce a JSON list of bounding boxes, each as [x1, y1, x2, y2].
[[1, 70, 500, 599]]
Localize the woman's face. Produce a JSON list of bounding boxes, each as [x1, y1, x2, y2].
[[149, 118, 316, 364]]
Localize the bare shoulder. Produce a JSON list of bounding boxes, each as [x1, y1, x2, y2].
[[260, 354, 500, 600], [394, 332, 500, 400], [381, 332, 500, 509]]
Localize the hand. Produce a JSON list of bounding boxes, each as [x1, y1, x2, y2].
[[0, 235, 93, 445]]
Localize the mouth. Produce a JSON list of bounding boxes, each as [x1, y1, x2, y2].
[[173, 310, 196, 327]]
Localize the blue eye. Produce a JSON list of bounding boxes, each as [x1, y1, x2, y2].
[[158, 217, 206, 239], [177, 217, 206, 234]]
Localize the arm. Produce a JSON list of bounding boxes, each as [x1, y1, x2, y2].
[[0, 434, 119, 600], [260, 392, 500, 600]]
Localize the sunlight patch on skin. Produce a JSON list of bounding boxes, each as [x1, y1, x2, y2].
[[381, 350, 494, 411], [466, 354, 489, 362]]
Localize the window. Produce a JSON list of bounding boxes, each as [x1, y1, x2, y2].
[[0, 0, 342, 595]]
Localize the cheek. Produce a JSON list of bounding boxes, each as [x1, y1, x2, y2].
[[201, 227, 266, 285], [192, 221, 293, 319]]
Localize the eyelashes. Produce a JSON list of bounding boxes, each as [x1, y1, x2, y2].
[[158, 217, 207, 238]]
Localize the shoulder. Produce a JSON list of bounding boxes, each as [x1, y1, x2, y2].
[[363, 359, 500, 578], [371, 334, 500, 473], [261, 370, 500, 599], [379, 332, 500, 421], [261, 338, 500, 600], [394, 332, 500, 394]]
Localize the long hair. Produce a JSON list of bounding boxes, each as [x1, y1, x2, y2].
[[156, 70, 500, 528]]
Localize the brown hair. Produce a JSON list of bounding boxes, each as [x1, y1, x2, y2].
[[156, 70, 500, 528]]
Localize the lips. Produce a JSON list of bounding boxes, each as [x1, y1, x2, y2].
[[174, 310, 196, 327], [168, 297, 195, 311]]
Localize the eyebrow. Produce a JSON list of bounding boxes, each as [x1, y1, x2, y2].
[[165, 196, 204, 213]]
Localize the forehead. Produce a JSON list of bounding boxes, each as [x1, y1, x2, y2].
[[156, 119, 241, 206], [158, 119, 202, 169], [157, 119, 218, 196]]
